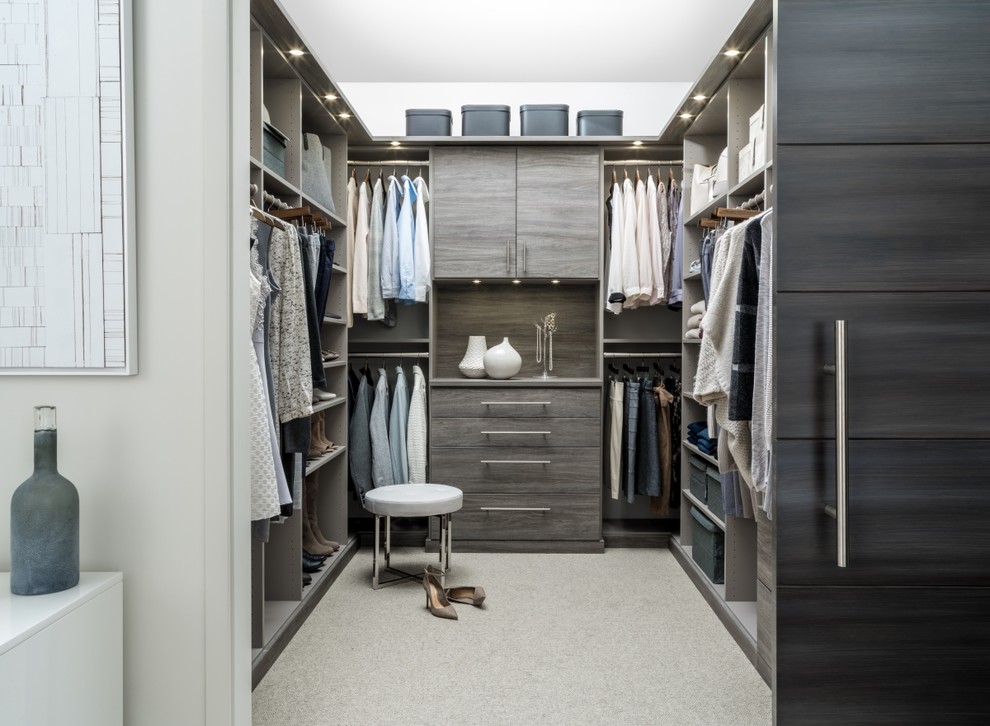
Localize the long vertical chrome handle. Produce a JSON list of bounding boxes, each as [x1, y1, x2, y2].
[[834, 320, 849, 567], [522, 241, 527, 273], [506, 240, 511, 273]]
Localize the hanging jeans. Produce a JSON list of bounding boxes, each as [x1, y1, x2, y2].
[[652, 385, 675, 515], [608, 379, 624, 500], [298, 237, 327, 389], [623, 380, 640, 503], [636, 382, 661, 497], [314, 234, 336, 323]]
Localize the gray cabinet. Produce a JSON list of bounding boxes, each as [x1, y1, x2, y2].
[[432, 147, 600, 279], [430, 385, 602, 551]]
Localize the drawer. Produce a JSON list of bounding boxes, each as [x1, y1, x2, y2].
[[430, 446, 600, 494], [430, 388, 600, 418], [443, 493, 600, 541], [431, 417, 600, 448]]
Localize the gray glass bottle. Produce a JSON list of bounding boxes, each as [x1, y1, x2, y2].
[[10, 406, 80, 595]]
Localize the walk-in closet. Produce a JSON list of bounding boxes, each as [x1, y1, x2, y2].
[[2, 0, 987, 723]]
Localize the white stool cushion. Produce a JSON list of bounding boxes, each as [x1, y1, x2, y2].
[[363, 483, 463, 517]]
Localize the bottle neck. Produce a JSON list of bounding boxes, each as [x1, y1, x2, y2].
[[34, 430, 58, 472]]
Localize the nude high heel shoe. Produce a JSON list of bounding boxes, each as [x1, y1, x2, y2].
[[423, 567, 457, 620], [427, 565, 486, 606]]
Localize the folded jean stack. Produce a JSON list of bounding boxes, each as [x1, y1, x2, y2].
[[687, 421, 716, 456], [685, 299, 706, 340]]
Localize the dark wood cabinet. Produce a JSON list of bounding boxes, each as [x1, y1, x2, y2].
[[432, 147, 600, 279]]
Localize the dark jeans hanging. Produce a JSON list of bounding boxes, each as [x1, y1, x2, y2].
[[622, 379, 640, 504], [635, 381, 661, 497], [298, 236, 327, 389]]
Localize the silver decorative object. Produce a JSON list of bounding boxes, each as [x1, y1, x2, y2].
[[533, 312, 558, 379]]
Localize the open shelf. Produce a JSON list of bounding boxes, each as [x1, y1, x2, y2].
[[683, 440, 719, 467], [682, 489, 727, 531], [312, 397, 345, 414], [304, 443, 346, 477], [323, 359, 347, 369], [263, 168, 302, 198], [686, 193, 728, 226], [301, 192, 346, 227], [671, 539, 758, 640], [729, 164, 768, 197]]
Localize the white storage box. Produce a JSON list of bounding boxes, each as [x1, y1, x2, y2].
[[713, 147, 729, 196], [753, 133, 766, 168], [749, 105, 765, 144], [691, 163, 715, 216], [738, 142, 754, 180]]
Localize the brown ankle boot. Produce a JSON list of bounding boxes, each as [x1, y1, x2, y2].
[[302, 492, 336, 556], [315, 411, 335, 450], [307, 416, 330, 459], [305, 475, 340, 551]]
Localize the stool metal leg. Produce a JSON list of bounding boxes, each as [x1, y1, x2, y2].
[[447, 514, 453, 573], [373, 514, 381, 590], [385, 515, 392, 568]]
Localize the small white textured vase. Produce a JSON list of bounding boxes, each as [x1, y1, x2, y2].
[[458, 336, 488, 378], [483, 337, 522, 380]]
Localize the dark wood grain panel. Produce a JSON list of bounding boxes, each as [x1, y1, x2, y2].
[[776, 440, 990, 587], [777, 0, 990, 144], [756, 580, 774, 677], [433, 283, 599, 379], [756, 507, 774, 589], [776, 293, 990, 438], [430, 387, 600, 418], [450, 493, 600, 541], [516, 148, 600, 278], [430, 447, 600, 494], [777, 145, 990, 291], [431, 417, 600, 448], [777, 586, 990, 724], [432, 148, 517, 278]]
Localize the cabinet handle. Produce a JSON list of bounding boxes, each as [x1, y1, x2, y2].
[[480, 460, 551, 465], [823, 320, 849, 568], [522, 241, 527, 272], [479, 507, 551, 512], [479, 401, 552, 406], [506, 240, 511, 273], [480, 431, 551, 435]]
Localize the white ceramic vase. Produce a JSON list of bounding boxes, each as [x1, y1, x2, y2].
[[483, 337, 522, 380], [458, 336, 488, 378]]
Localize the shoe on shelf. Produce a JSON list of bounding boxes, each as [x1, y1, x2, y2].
[[302, 573, 312, 586], [427, 565, 486, 606], [313, 388, 337, 401], [322, 350, 339, 362], [423, 567, 457, 620]]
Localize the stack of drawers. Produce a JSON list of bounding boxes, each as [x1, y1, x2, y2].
[[429, 386, 602, 550]]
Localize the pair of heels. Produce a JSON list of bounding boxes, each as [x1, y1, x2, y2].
[[422, 566, 486, 620]]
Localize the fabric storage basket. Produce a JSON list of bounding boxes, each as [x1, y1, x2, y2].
[[706, 467, 724, 520], [262, 122, 289, 177], [691, 507, 725, 584], [262, 121, 289, 178], [688, 456, 708, 503], [405, 108, 452, 136], [576, 109, 623, 136], [300, 132, 335, 213], [520, 104, 569, 136], [461, 104, 510, 136]]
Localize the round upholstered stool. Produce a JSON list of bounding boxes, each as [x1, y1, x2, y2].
[[363, 484, 463, 589]]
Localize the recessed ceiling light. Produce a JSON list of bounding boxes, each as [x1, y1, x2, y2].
[[692, 94, 707, 101], [288, 49, 305, 57], [723, 49, 742, 57], [390, 141, 401, 147], [338, 112, 351, 119], [512, 279, 521, 285], [472, 279, 482, 285], [679, 113, 693, 120], [551, 279, 561, 285], [324, 94, 337, 101], [632, 140, 643, 146]]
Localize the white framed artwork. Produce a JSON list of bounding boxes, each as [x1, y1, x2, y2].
[[0, 0, 136, 374]]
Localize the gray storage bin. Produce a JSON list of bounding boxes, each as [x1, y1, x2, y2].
[[577, 109, 624, 136], [688, 456, 708, 503], [520, 104, 569, 136], [706, 466, 724, 520], [691, 507, 725, 584], [405, 108, 452, 136], [262, 121, 289, 178], [461, 104, 510, 136]]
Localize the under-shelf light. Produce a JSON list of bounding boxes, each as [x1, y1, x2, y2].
[[324, 94, 338, 101], [632, 140, 643, 146], [723, 49, 742, 57], [338, 112, 351, 119], [692, 94, 707, 101], [288, 49, 305, 57], [390, 141, 401, 147], [472, 279, 482, 285], [512, 279, 521, 285], [550, 280, 561, 285], [679, 113, 693, 120]]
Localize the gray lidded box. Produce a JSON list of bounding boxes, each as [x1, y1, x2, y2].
[[461, 104, 511, 136], [405, 108, 452, 136], [262, 121, 289, 178], [577, 109, 624, 136], [690, 507, 725, 584], [520, 104, 569, 136]]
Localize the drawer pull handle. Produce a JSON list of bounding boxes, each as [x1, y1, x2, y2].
[[479, 401, 552, 406], [479, 507, 552, 512], [480, 460, 551, 465], [481, 431, 551, 435]]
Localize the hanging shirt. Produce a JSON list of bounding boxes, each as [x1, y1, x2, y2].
[[380, 176, 401, 299], [620, 177, 643, 307], [249, 251, 282, 522], [366, 177, 386, 321], [633, 178, 654, 305], [412, 176, 431, 303], [406, 364, 428, 483], [396, 175, 417, 304], [345, 176, 357, 326], [656, 178, 672, 299], [667, 184, 684, 310], [348, 374, 373, 501], [605, 181, 625, 315], [646, 175, 665, 305], [352, 180, 371, 315], [389, 366, 410, 484], [369, 369, 395, 488]]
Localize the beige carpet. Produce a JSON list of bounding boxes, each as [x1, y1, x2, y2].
[[253, 548, 771, 725]]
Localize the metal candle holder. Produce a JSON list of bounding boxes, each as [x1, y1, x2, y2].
[[534, 312, 558, 379]]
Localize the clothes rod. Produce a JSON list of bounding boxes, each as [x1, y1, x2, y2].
[[603, 352, 682, 358], [347, 160, 430, 167], [349, 352, 430, 358], [604, 160, 683, 166]]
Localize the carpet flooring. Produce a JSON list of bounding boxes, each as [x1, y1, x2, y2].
[[253, 548, 771, 725]]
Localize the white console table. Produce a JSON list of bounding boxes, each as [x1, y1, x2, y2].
[[0, 572, 123, 726]]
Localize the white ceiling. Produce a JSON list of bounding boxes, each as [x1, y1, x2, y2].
[[280, 0, 754, 83]]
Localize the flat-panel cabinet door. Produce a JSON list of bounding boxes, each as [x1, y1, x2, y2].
[[433, 147, 516, 278], [516, 148, 600, 278]]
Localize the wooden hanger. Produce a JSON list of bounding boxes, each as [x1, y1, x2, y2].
[[612, 169, 617, 184], [714, 207, 760, 221]]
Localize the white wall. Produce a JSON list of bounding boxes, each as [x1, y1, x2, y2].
[[0, 0, 248, 724], [339, 81, 692, 137]]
